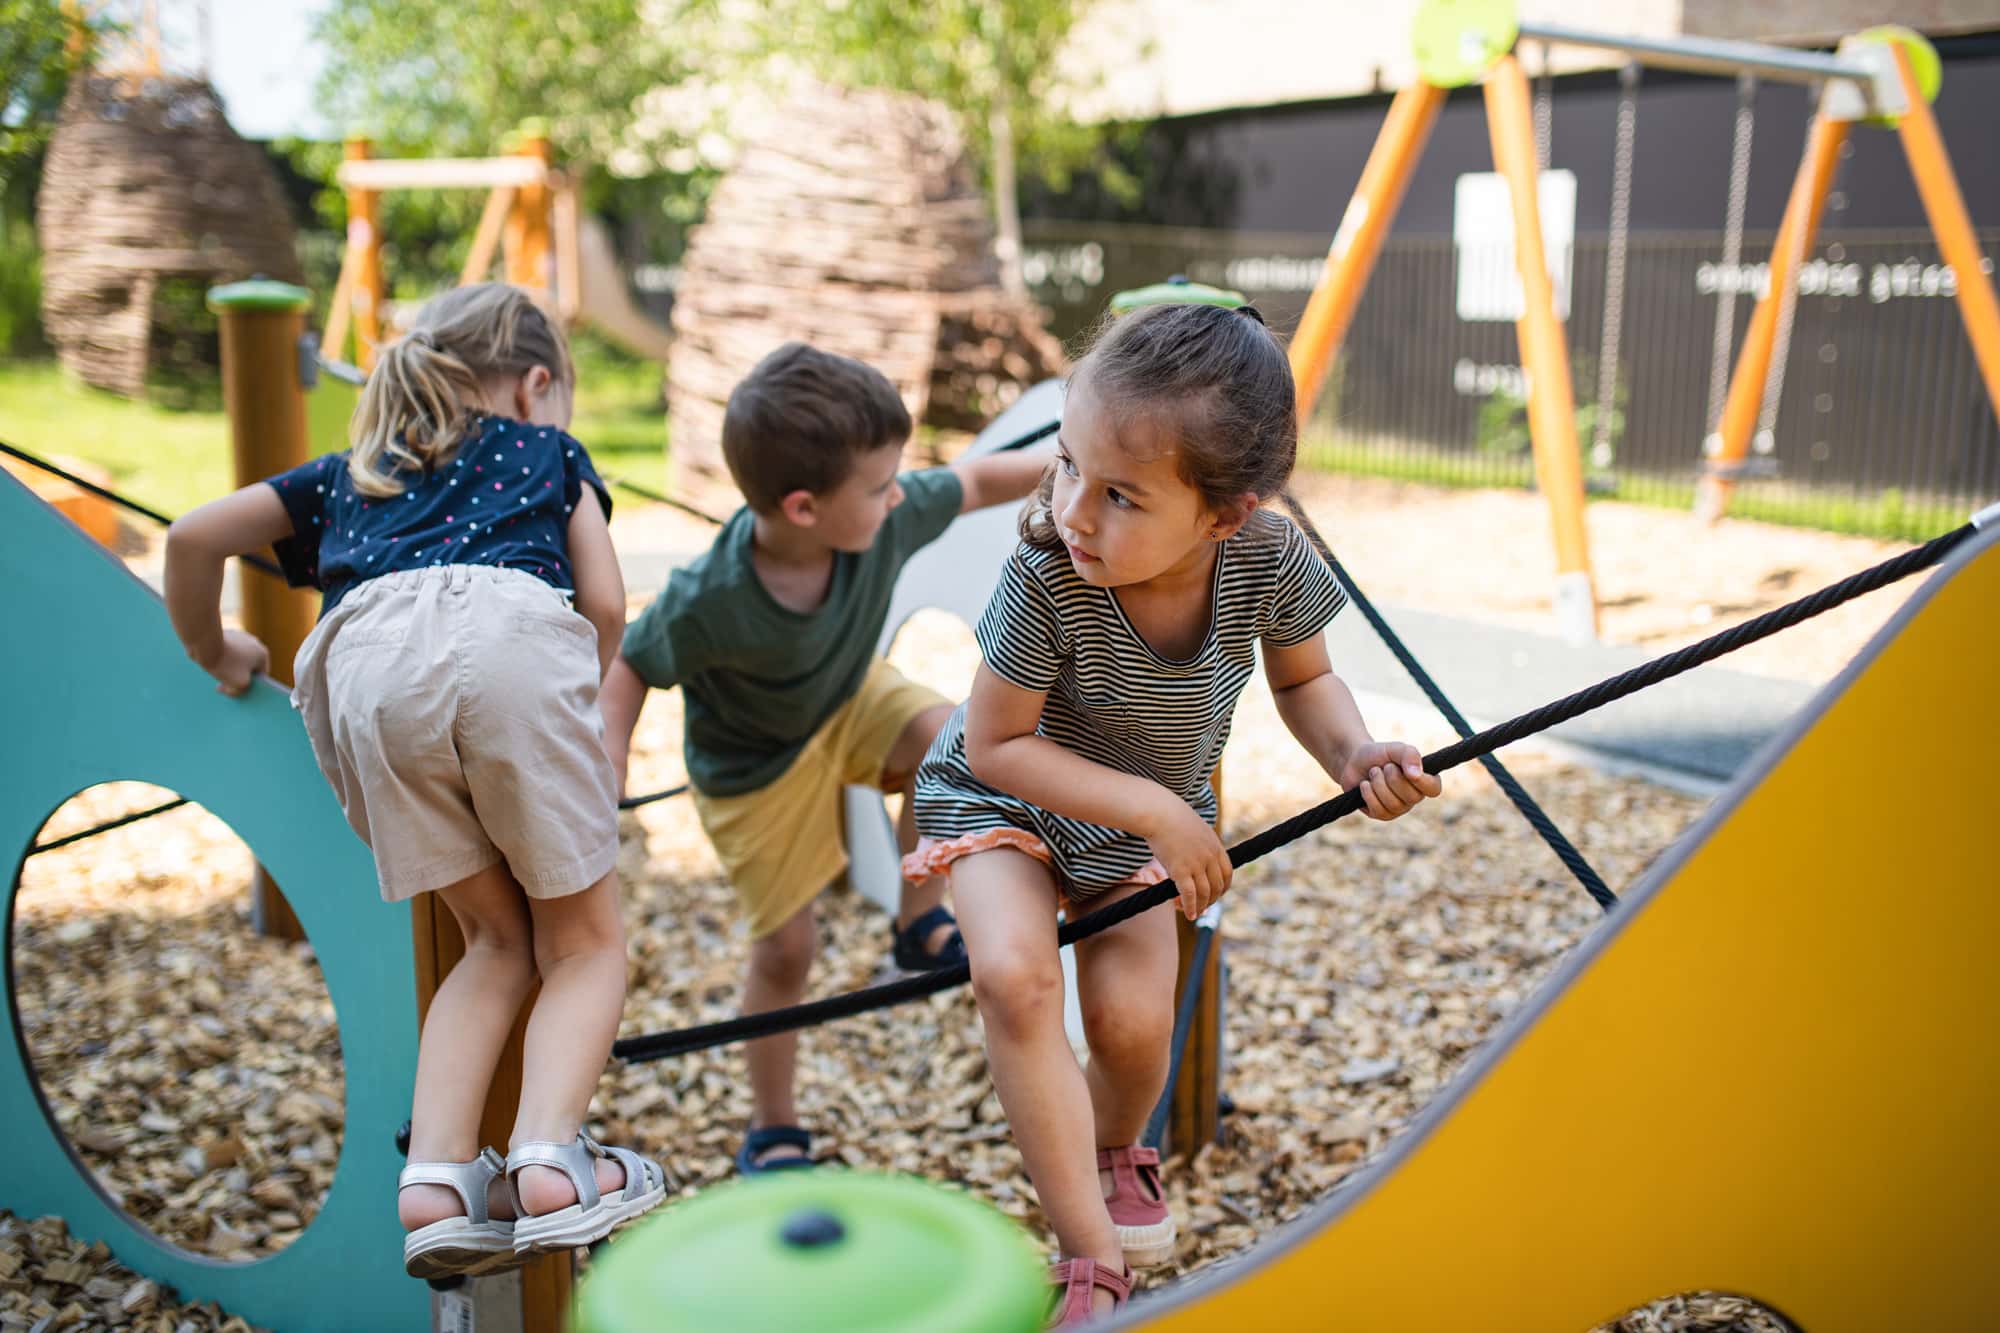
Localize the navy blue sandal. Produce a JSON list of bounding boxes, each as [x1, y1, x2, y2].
[[892, 906, 967, 973], [735, 1125, 814, 1176]]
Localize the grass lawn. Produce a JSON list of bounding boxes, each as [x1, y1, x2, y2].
[[0, 333, 669, 521]]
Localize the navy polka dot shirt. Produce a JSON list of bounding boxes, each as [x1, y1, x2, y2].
[[265, 415, 612, 616]]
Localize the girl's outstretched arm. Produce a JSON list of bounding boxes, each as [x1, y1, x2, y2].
[[165, 485, 296, 696], [1263, 632, 1441, 820], [963, 663, 1233, 917], [566, 494, 626, 680]]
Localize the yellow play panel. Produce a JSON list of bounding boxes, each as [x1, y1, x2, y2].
[[1137, 524, 1999, 1330]]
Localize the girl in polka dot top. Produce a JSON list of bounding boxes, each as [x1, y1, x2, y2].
[[163, 282, 665, 1277]]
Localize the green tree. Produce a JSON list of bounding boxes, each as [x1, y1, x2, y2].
[[306, 0, 714, 298], [0, 0, 99, 212], [313, 0, 693, 173]]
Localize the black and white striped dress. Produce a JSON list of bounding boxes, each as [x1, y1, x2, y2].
[[911, 509, 1346, 899]]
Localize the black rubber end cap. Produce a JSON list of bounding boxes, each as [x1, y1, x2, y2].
[[779, 1208, 846, 1249]]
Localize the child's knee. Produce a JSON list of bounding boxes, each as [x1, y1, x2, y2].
[[1080, 992, 1170, 1063], [749, 914, 815, 983], [970, 952, 1064, 1035]]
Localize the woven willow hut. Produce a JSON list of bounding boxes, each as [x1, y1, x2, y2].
[[38, 73, 301, 397], [667, 84, 1065, 507]]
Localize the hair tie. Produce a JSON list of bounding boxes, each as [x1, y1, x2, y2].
[[408, 328, 438, 350], [1235, 304, 1267, 326]]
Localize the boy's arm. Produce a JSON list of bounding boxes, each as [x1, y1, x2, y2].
[[952, 442, 1054, 514], [1263, 633, 1441, 820], [165, 485, 296, 696], [566, 496, 626, 680], [597, 654, 650, 798], [962, 663, 1233, 919]]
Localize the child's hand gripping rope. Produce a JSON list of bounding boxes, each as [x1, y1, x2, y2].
[[1337, 741, 1442, 820]]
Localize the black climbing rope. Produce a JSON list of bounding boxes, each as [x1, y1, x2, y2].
[[611, 517, 1979, 1064], [1277, 492, 1618, 911]]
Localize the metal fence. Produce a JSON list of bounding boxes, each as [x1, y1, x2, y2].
[[1023, 220, 2000, 540]]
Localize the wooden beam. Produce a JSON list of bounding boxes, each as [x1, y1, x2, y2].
[[553, 183, 582, 325], [1291, 82, 1447, 422], [410, 899, 574, 1329], [460, 187, 515, 289], [344, 138, 385, 371], [1696, 108, 1848, 523], [1485, 55, 1598, 641], [337, 157, 555, 192], [1891, 41, 2000, 435]]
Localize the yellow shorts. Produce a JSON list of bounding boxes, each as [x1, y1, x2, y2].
[[692, 658, 950, 938]]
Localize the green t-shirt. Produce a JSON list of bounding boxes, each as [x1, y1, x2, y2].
[[621, 467, 965, 797]]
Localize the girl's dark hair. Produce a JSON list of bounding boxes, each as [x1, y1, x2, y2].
[[1022, 302, 1296, 550]]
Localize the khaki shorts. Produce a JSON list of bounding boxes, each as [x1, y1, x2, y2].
[[291, 564, 620, 902], [693, 658, 949, 938]]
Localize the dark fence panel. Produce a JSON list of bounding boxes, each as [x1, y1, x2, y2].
[[1024, 220, 2000, 539]]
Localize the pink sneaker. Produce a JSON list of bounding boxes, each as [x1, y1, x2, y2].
[[1098, 1144, 1175, 1267], [1046, 1258, 1133, 1328]]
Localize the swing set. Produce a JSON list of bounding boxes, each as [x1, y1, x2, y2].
[[1291, 0, 2000, 644]]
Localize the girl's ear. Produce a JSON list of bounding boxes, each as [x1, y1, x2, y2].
[[512, 364, 554, 418], [779, 489, 818, 527], [1207, 492, 1260, 541]]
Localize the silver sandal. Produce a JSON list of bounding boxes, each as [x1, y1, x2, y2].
[[507, 1132, 668, 1255], [400, 1147, 521, 1279]]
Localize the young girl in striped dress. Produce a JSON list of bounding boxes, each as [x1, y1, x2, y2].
[[905, 302, 1442, 1325]]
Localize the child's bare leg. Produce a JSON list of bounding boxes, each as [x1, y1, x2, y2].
[[1072, 885, 1180, 1186], [887, 704, 955, 953], [954, 848, 1122, 1296], [510, 870, 631, 1216], [742, 901, 816, 1164], [400, 861, 537, 1231]]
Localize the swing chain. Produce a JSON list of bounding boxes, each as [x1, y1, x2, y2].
[[1591, 62, 1640, 470]]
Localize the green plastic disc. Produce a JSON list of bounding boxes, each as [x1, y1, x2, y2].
[[1109, 275, 1246, 315], [205, 279, 311, 314], [1848, 25, 1942, 127], [1411, 0, 1518, 89], [572, 1172, 1048, 1333]]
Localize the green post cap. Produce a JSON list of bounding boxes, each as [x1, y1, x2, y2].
[[1109, 274, 1247, 315], [572, 1172, 1048, 1333], [1411, 0, 1518, 89], [1848, 25, 1942, 127], [206, 279, 312, 314]]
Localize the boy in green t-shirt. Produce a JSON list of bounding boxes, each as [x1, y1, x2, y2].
[[601, 342, 1050, 1173]]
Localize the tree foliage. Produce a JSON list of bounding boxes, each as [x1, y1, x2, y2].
[[0, 0, 100, 210]]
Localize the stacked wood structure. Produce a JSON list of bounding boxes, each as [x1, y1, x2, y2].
[[667, 84, 1064, 505], [37, 74, 301, 397]]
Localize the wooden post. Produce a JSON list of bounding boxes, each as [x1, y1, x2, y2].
[[1484, 55, 1598, 644], [503, 130, 555, 304], [1291, 82, 1448, 422], [343, 137, 385, 370], [1890, 42, 2000, 433], [411, 906, 575, 1330], [1695, 108, 1848, 523], [209, 280, 318, 943], [1165, 767, 1225, 1159]]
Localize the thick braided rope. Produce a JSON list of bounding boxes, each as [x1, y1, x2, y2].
[[1277, 493, 1618, 910], [3, 439, 696, 828], [1, 439, 286, 579], [611, 521, 1972, 1064]]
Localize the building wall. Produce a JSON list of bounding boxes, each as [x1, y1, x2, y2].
[[1681, 0, 2000, 44]]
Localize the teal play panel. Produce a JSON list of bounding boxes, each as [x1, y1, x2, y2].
[[0, 472, 428, 1330]]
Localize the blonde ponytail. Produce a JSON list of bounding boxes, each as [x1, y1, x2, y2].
[[346, 283, 576, 498]]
